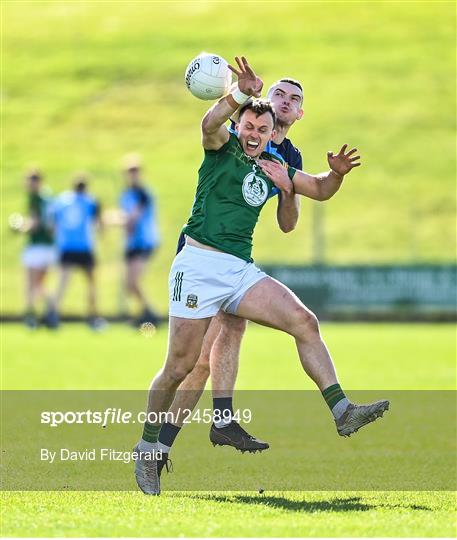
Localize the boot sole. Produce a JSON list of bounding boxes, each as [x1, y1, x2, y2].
[[211, 440, 269, 453], [210, 432, 270, 453]]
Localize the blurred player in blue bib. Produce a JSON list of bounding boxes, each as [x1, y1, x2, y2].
[[119, 154, 160, 326], [45, 175, 104, 330]]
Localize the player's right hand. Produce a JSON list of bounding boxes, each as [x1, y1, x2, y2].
[[228, 56, 263, 97]]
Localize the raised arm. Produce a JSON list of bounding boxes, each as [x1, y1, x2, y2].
[[201, 56, 263, 150], [259, 145, 361, 201]]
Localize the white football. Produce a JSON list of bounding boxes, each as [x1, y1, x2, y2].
[[184, 53, 232, 101]]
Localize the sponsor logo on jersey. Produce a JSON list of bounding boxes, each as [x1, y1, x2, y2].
[[242, 172, 268, 207], [186, 294, 198, 309]]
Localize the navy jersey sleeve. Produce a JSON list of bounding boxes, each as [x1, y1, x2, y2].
[[292, 149, 302, 170], [273, 138, 302, 170], [286, 141, 302, 170]]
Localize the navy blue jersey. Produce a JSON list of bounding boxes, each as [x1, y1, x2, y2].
[[271, 138, 302, 170], [268, 137, 302, 198]]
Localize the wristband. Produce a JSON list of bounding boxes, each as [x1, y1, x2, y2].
[[231, 86, 251, 105], [287, 166, 297, 180]]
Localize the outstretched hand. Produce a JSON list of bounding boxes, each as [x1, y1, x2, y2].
[[228, 56, 263, 98], [258, 159, 293, 194], [327, 145, 361, 176]]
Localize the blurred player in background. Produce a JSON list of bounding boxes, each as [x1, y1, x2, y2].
[[44, 174, 104, 330], [157, 78, 305, 466], [120, 154, 160, 326], [20, 169, 56, 328]]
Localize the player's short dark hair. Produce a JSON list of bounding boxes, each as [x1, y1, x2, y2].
[[26, 168, 42, 182], [238, 99, 276, 125], [73, 174, 88, 193], [267, 79, 304, 104], [278, 78, 303, 92]]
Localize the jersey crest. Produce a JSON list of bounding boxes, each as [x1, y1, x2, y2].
[[186, 293, 198, 309], [242, 170, 268, 207]]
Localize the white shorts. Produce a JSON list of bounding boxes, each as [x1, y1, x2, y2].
[[169, 244, 267, 319], [22, 244, 57, 270]]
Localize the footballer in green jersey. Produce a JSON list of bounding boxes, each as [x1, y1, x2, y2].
[[21, 169, 56, 328], [134, 57, 389, 496], [183, 126, 295, 262]]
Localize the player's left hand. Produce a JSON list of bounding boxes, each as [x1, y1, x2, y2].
[[327, 145, 361, 176], [258, 159, 293, 194]]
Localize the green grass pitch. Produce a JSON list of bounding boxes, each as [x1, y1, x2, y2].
[[1, 323, 455, 536]]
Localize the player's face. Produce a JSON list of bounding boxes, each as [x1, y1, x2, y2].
[[125, 167, 141, 185], [268, 82, 303, 126], [26, 175, 41, 193], [237, 110, 276, 158]]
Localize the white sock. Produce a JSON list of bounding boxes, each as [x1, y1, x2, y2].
[[157, 441, 171, 454], [214, 417, 232, 429], [332, 398, 350, 420], [138, 439, 158, 452]]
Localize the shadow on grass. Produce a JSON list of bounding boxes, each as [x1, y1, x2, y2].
[[222, 495, 371, 513], [182, 494, 432, 513]]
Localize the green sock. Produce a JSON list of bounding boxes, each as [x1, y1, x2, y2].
[[322, 383, 347, 410], [142, 422, 161, 443]]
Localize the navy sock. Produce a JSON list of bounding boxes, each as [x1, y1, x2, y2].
[[213, 397, 233, 427], [157, 422, 181, 453]]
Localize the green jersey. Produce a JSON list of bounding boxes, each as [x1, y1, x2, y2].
[[183, 133, 294, 262], [28, 192, 53, 245]]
